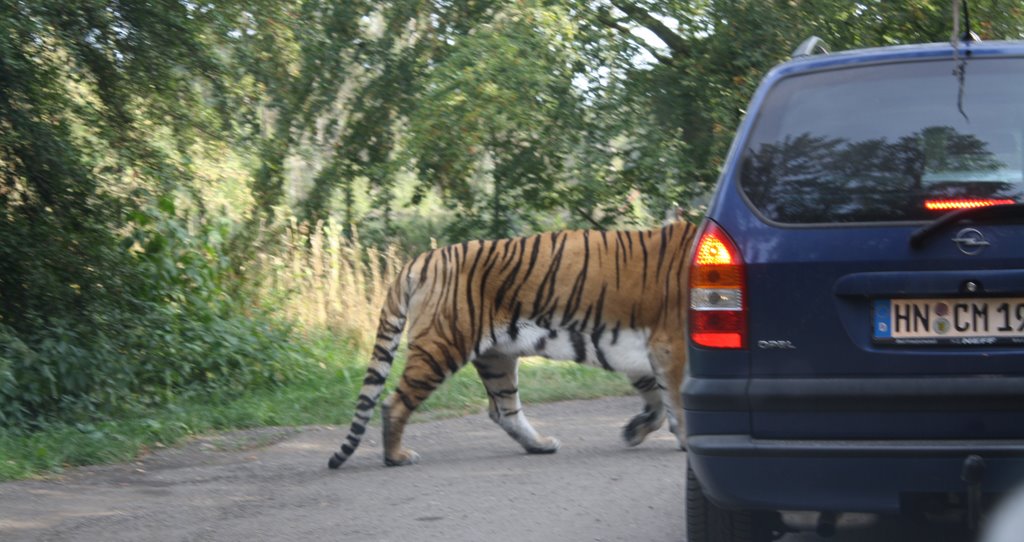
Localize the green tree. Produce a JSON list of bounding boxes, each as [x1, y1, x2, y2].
[[286, 0, 1024, 239], [0, 0, 303, 425]]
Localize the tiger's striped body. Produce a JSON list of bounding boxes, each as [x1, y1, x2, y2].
[[329, 221, 698, 468]]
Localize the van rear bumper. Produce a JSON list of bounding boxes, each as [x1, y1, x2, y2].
[[686, 435, 1024, 513], [684, 375, 1024, 439]]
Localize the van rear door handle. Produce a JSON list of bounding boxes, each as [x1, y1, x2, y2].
[[834, 270, 1024, 297]]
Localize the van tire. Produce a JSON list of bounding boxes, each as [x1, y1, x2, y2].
[[686, 462, 776, 542]]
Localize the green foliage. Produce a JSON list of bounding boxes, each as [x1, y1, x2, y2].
[[404, 3, 584, 237], [0, 197, 306, 428], [286, 0, 1024, 238], [0, 1, 307, 430]]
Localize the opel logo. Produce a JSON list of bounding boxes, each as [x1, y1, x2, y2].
[[951, 228, 990, 255]]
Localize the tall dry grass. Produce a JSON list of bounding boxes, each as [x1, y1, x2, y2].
[[257, 219, 407, 351]]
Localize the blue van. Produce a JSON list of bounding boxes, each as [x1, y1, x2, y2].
[[684, 37, 1024, 541]]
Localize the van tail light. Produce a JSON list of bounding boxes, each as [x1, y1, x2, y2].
[[689, 220, 747, 349]]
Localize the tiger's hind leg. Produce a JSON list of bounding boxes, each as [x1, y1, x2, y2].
[[622, 374, 667, 447], [380, 345, 465, 466], [650, 338, 688, 450], [380, 396, 421, 467], [473, 352, 560, 454]]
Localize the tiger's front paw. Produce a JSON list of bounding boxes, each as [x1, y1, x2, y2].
[[384, 448, 421, 467], [525, 436, 560, 454]]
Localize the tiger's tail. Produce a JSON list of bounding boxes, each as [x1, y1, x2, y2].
[[328, 261, 415, 469]]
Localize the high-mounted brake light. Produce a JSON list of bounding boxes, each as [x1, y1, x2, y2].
[[924, 198, 1015, 211], [689, 221, 746, 349]]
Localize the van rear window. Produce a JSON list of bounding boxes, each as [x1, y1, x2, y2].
[[740, 57, 1024, 224]]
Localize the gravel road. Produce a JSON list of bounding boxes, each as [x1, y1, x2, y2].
[[1, 397, 688, 542], [0, 396, 968, 542]]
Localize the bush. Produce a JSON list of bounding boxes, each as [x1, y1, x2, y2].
[[0, 196, 307, 428]]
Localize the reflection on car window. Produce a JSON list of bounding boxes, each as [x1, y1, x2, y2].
[[741, 58, 1024, 223]]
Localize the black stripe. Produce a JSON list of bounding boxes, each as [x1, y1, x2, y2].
[[560, 231, 590, 327], [373, 344, 394, 364], [396, 388, 416, 410], [490, 387, 518, 398], [506, 234, 542, 311], [570, 330, 586, 363], [591, 325, 612, 371], [532, 233, 567, 319], [637, 232, 649, 288], [591, 285, 608, 332], [364, 367, 387, 385], [356, 394, 375, 410], [341, 444, 355, 455], [498, 237, 516, 271], [507, 301, 522, 341], [579, 305, 594, 331], [478, 242, 502, 350], [594, 344, 613, 371], [475, 367, 506, 380], [448, 245, 466, 353], [411, 345, 445, 377], [632, 376, 659, 393], [465, 242, 485, 341], [614, 232, 625, 289], [657, 226, 668, 280], [419, 250, 434, 286], [350, 423, 366, 435], [404, 375, 437, 391], [440, 344, 461, 374], [494, 250, 524, 308], [379, 320, 402, 335]]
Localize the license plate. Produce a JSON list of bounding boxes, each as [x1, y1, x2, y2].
[[873, 297, 1024, 345]]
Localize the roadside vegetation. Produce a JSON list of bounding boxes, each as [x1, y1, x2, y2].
[[3, 1, 1022, 480]]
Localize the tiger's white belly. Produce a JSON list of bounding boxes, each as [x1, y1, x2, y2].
[[487, 322, 653, 375]]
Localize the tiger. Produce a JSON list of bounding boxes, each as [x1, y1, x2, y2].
[[328, 220, 698, 469]]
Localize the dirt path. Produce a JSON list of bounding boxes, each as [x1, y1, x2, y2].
[[0, 397, 689, 542]]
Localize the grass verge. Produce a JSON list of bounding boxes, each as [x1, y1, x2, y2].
[[0, 332, 633, 481]]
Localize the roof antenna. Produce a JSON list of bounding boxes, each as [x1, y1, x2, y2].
[[951, 0, 971, 122], [952, 0, 979, 44], [962, 0, 978, 42]]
